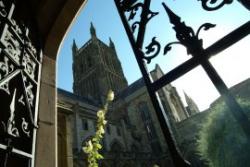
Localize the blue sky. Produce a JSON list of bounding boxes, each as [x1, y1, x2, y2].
[[57, 0, 250, 110]]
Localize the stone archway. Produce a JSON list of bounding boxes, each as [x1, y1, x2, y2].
[[12, 1, 88, 167]]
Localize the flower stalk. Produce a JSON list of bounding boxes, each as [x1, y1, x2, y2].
[[83, 90, 114, 167]]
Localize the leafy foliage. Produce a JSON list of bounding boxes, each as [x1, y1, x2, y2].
[[197, 98, 250, 167], [83, 90, 114, 167]]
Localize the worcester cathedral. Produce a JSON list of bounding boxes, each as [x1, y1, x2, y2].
[[57, 23, 203, 167]]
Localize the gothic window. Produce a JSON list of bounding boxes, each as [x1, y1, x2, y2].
[[110, 141, 123, 152], [151, 141, 162, 155], [87, 56, 92, 68], [131, 144, 138, 152], [149, 122, 157, 139], [146, 122, 157, 140], [80, 64, 84, 73], [109, 75, 113, 90], [138, 102, 151, 120], [107, 124, 111, 135], [82, 119, 88, 130], [116, 126, 121, 136], [124, 114, 131, 126], [146, 125, 153, 140]]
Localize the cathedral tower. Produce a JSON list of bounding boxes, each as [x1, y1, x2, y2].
[[184, 92, 200, 116], [72, 23, 128, 103]]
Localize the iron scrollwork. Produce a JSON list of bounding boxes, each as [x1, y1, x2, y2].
[[0, 0, 43, 166], [119, 0, 144, 33], [119, 0, 159, 35], [6, 88, 20, 137], [118, 0, 160, 63], [0, 56, 14, 80], [1, 25, 22, 64], [21, 118, 30, 137], [0, 1, 7, 17]]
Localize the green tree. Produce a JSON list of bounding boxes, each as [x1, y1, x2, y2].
[[197, 98, 250, 167]]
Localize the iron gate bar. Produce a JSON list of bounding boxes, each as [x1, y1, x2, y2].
[[152, 57, 201, 92], [114, 0, 191, 166], [136, 0, 150, 47], [205, 21, 250, 56], [152, 20, 250, 91], [201, 59, 250, 136]]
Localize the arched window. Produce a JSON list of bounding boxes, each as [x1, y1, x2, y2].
[[87, 56, 92, 68], [131, 144, 138, 152], [138, 102, 151, 120], [110, 140, 123, 152]]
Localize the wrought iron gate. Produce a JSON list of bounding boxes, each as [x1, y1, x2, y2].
[[0, 0, 42, 166], [115, 0, 250, 166]]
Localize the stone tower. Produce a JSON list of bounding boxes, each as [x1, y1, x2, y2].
[[72, 23, 128, 103], [150, 64, 188, 122], [184, 92, 200, 116]]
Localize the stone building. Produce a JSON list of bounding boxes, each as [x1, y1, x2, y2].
[[1, 1, 249, 167], [57, 24, 200, 167]]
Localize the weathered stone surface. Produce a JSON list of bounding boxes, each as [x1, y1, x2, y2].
[[36, 55, 57, 167], [41, 56, 56, 86], [35, 120, 56, 167]]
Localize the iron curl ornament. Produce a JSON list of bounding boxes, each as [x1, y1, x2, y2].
[[199, 0, 233, 11], [198, 0, 250, 11], [162, 3, 216, 56], [119, 0, 144, 33], [144, 37, 161, 63], [119, 0, 159, 35], [238, 0, 250, 10]]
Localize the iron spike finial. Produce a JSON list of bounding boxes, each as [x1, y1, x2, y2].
[[162, 3, 181, 26]]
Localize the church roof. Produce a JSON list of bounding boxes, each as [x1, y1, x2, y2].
[[116, 78, 145, 99], [77, 38, 111, 55], [229, 78, 250, 99], [210, 78, 250, 107], [57, 88, 100, 106]]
